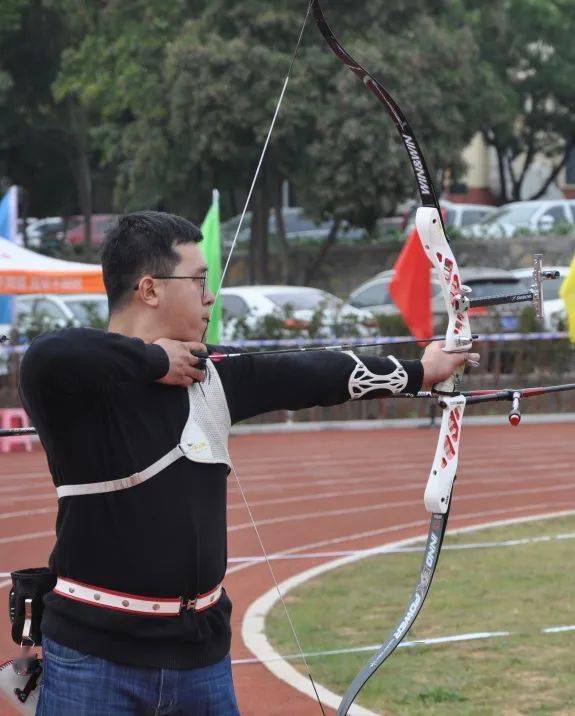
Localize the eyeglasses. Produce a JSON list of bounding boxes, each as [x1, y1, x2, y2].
[[133, 275, 208, 299]]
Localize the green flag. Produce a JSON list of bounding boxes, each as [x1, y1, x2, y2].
[[201, 190, 222, 344]]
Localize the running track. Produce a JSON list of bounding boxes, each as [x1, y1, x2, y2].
[[0, 422, 573, 715]]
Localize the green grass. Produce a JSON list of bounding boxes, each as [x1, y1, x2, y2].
[[266, 516, 575, 715]]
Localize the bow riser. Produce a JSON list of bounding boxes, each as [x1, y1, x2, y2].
[[424, 394, 466, 513], [416, 207, 473, 393]]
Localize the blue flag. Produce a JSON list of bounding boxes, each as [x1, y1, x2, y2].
[[0, 187, 17, 324]]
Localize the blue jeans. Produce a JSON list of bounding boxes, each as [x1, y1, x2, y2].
[[37, 637, 241, 715]]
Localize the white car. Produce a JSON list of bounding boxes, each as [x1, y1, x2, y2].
[[219, 286, 376, 341], [349, 267, 529, 333], [510, 266, 570, 330], [14, 294, 109, 330], [462, 200, 575, 239], [23, 217, 66, 247], [404, 199, 497, 235]]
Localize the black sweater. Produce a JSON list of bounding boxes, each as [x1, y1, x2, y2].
[[18, 328, 423, 669]]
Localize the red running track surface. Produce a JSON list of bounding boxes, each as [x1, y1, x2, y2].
[[0, 423, 572, 715]]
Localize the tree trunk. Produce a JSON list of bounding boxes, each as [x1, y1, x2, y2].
[[495, 145, 509, 203], [249, 187, 270, 283], [530, 139, 574, 200], [273, 178, 290, 284], [67, 101, 93, 252], [303, 219, 341, 285]]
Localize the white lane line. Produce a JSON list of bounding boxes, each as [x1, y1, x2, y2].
[[227, 504, 575, 576], [227, 472, 575, 509], [227, 461, 575, 494], [542, 625, 575, 634], [234, 631, 512, 664], [228, 484, 575, 532], [241, 509, 575, 714], [228, 531, 575, 562], [1, 495, 567, 558], [0, 473, 51, 481], [0, 530, 54, 545], [0, 507, 56, 520], [228, 483, 422, 509], [0, 493, 55, 506], [234, 624, 575, 665], [0, 482, 50, 495]]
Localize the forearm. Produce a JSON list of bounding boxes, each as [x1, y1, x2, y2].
[[217, 350, 423, 424]]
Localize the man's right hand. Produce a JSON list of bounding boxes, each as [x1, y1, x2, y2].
[[153, 339, 207, 387]]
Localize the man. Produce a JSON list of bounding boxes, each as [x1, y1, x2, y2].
[[19, 211, 478, 715]]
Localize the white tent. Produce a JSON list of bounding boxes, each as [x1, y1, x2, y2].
[[0, 237, 104, 294]]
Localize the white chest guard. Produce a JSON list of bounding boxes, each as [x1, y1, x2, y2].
[[56, 361, 231, 499]]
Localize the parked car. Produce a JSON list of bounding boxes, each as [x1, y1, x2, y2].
[[65, 214, 118, 246], [461, 267, 526, 332], [14, 294, 108, 330], [348, 270, 445, 316], [24, 217, 66, 248], [403, 200, 497, 235], [462, 200, 575, 239], [510, 266, 569, 330], [349, 267, 527, 332], [220, 285, 376, 340], [221, 207, 364, 248]]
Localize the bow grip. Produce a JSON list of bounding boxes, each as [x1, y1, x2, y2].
[[433, 366, 464, 395]]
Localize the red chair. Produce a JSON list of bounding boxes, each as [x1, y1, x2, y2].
[[0, 408, 33, 453]]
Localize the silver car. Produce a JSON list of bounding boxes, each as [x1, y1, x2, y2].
[[462, 200, 575, 239]]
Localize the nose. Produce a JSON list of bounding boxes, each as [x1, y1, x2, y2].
[[204, 285, 216, 306]]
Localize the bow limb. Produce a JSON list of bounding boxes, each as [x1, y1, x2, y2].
[[310, 3, 472, 713], [312, 0, 473, 385]]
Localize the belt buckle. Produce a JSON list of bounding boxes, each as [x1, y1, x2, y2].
[[181, 597, 196, 613]]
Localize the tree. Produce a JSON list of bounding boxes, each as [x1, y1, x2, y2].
[[468, 0, 575, 202], [0, 0, 112, 249]]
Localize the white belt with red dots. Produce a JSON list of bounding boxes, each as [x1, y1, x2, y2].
[[54, 577, 223, 616]]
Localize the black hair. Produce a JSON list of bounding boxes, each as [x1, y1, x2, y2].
[[101, 211, 203, 313]]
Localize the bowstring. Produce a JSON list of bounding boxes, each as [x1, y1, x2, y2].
[[214, 2, 313, 308], [201, 2, 327, 712]]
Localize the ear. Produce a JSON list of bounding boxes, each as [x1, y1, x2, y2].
[[135, 277, 160, 307]]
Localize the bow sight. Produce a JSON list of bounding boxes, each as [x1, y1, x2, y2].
[[454, 253, 560, 320]]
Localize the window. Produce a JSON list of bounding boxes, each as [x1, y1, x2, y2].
[[465, 279, 520, 299], [64, 299, 108, 323], [431, 280, 443, 298], [516, 275, 563, 301], [537, 205, 567, 228], [14, 300, 33, 320], [221, 295, 250, 319], [34, 300, 66, 321], [481, 205, 538, 225], [265, 290, 341, 311], [349, 282, 392, 308], [461, 209, 492, 227]]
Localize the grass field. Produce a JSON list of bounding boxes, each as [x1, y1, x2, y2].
[[267, 515, 575, 715]]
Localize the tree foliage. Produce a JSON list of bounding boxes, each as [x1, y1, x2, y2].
[[1, 0, 572, 272], [467, 0, 575, 201]]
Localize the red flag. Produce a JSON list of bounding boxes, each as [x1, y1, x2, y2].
[[389, 227, 433, 339]]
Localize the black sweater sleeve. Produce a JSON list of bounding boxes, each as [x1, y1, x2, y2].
[[19, 328, 169, 398], [212, 348, 423, 424]]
